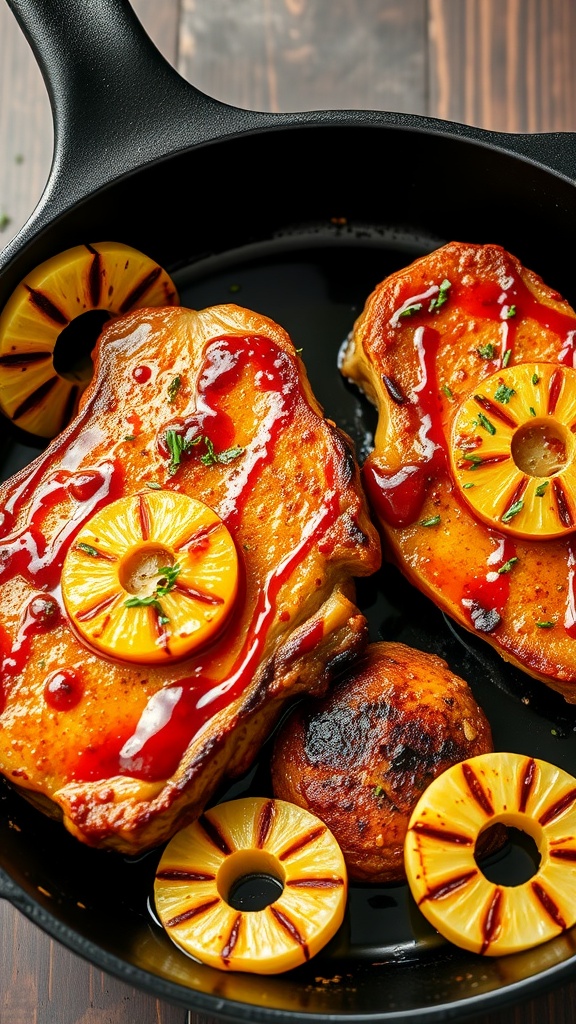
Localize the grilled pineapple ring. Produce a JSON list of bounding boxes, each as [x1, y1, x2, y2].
[[154, 797, 347, 973], [0, 241, 178, 439], [404, 752, 576, 955], [451, 363, 576, 539], [61, 490, 238, 664]]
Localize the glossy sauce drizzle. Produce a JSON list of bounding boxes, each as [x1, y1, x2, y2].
[[71, 335, 342, 783], [364, 269, 576, 528], [460, 532, 517, 633]]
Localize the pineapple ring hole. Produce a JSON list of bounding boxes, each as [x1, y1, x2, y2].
[[217, 850, 286, 912], [475, 823, 541, 887], [510, 418, 572, 478], [52, 309, 112, 384], [118, 543, 175, 599]]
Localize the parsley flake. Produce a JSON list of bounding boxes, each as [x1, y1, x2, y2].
[[502, 349, 512, 367], [477, 343, 495, 360], [398, 302, 423, 319], [429, 278, 452, 312], [529, 406, 536, 417], [419, 514, 441, 527], [200, 437, 244, 466], [504, 304, 517, 319], [536, 620, 556, 629], [477, 411, 496, 435], [146, 481, 162, 490], [167, 375, 182, 403], [502, 499, 524, 523], [532, 373, 540, 385], [441, 384, 454, 400], [498, 557, 519, 575], [77, 542, 100, 557], [536, 481, 549, 497], [494, 383, 516, 404], [463, 482, 475, 489]]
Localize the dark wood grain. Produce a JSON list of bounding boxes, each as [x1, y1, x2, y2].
[[2, 1, 576, 1023]]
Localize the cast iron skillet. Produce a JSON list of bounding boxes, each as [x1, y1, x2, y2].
[[2, 1, 576, 1020]]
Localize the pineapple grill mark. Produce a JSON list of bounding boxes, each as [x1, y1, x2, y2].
[[199, 813, 233, 856], [462, 763, 494, 816], [501, 477, 529, 523], [166, 897, 220, 929], [25, 285, 69, 327], [411, 821, 473, 845], [119, 266, 162, 314], [12, 376, 59, 421], [553, 478, 574, 528], [156, 868, 216, 882], [221, 913, 242, 964], [0, 351, 51, 366], [538, 786, 576, 826], [480, 887, 503, 954], [474, 394, 516, 429], [531, 880, 566, 930], [176, 520, 224, 553], [382, 374, 406, 405], [138, 494, 152, 541], [256, 798, 276, 848], [75, 593, 117, 622], [548, 368, 564, 415], [269, 906, 310, 960], [287, 877, 345, 889], [85, 244, 103, 308], [279, 825, 326, 861], [419, 869, 478, 904], [519, 757, 537, 812]]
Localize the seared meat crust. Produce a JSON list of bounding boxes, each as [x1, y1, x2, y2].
[[341, 241, 576, 699], [271, 641, 493, 882], [0, 303, 380, 852]]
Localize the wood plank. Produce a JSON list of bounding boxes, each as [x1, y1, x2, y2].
[[177, 0, 428, 113], [428, 0, 576, 130]]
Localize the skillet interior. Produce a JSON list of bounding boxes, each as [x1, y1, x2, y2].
[[3, 123, 576, 1021]]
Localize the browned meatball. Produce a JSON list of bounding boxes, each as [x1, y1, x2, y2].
[[270, 641, 493, 883]]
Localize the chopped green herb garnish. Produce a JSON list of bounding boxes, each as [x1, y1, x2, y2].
[[145, 481, 162, 489], [156, 563, 181, 597], [477, 411, 496, 435], [124, 594, 169, 624], [123, 434, 136, 441], [463, 482, 475, 489], [0, 211, 11, 232], [165, 428, 193, 475], [200, 437, 244, 466], [477, 343, 495, 360], [536, 481, 549, 497], [441, 384, 454, 400], [77, 542, 100, 558], [429, 278, 452, 312], [502, 349, 512, 367], [502, 499, 524, 523], [38, 659, 46, 670], [532, 373, 540, 385], [398, 302, 423, 319], [462, 453, 483, 467], [494, 383, 516, 404], [419, 514, 441, 527], [529, 406, 536, 417], [498, 557, 519, 575], [536, 620, 555, 629], [374, 785, 385, 798], [167, 375, 182, 403], [505, 304, 517, 319]]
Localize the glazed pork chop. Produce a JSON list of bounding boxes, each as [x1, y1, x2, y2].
[[341, 241, 576, 700], [0, 303, 380, 853]]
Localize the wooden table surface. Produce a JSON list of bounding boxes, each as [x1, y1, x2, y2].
[[1, 1, 576, 1022]]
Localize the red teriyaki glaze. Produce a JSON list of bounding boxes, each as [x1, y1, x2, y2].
[[460, 532, 517, 634], [363, 326, 447, 528], [44, 668, 84, 711], [71, 464, 341, 783], [160, 335, 302, 532], [132, 364, 152, 384], [1, 594, 61, 678], [0, 460, 123, 592], [564, 540, 576, 638]]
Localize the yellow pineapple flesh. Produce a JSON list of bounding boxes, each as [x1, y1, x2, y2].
[[404, 752, 576, 955], [154, 797, 347, 973]]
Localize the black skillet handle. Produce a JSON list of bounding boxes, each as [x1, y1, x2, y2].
[[3, 0, 275, 224]]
